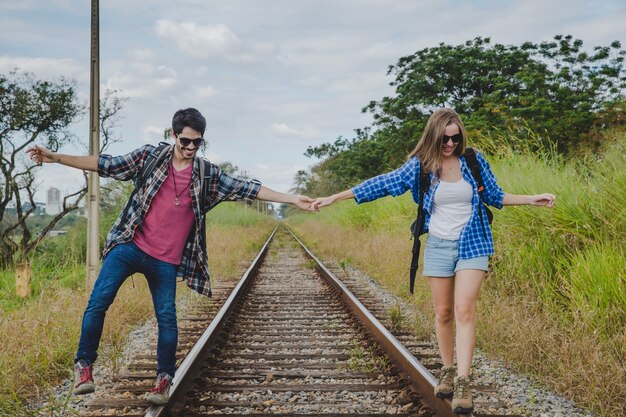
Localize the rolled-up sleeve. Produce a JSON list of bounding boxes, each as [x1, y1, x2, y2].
[[215, 171, 262, 204], [352, 157, 418, 204], [476, 152, 504, 209], [98, 145, 153, 181]]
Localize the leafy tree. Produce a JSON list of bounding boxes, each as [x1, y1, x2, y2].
[[0, 71, 125, 267], [366, 35, 625, 152], [218, 161, 239, 176], [300, 36, 625, 193]]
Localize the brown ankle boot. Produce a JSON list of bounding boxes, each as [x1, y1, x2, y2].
[[434, 365, 455, 398], [452, 375, 474, 413]]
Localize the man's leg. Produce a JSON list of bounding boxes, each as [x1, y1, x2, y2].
[[75, 243, 139, 365], [143, 257, 178, 405]]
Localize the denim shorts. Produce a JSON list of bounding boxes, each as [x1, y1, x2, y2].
[[423, 235, 489, 277]]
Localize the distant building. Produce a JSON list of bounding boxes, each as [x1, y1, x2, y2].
[[35, 202, 46, 215], [48, 230, 68, 237], [46, 187, 62, 215]]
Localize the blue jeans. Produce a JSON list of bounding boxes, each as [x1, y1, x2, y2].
[[75, 242, 178, 377]]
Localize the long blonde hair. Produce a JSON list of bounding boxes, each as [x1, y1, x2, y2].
[[409, 108, 467, 176]]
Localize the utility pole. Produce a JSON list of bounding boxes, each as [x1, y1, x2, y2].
[[86, 0, 100, 286]]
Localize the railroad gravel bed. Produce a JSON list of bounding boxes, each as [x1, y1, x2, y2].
[[28, 231, 596, 417], [333, 262, 596, 417], [179, 232, 425, 416], [26, 287, 208, 416]]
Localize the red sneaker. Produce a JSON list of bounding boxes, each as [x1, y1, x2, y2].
[[73, 360, 95, 395], [146, 372, 172, 405]]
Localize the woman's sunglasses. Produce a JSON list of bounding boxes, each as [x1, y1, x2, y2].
[[177, 136, 204, 148], [442, 133, 462, 145]]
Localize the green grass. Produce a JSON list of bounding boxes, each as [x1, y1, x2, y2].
[[291, 130, 626, 344], [0, 201, 274, 313], [286, 128, 626, 416], [207, 202, 274, 227], [0, 202, 275, 416]]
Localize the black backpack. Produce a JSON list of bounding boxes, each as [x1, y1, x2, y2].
[[409, 148, 493, 293]]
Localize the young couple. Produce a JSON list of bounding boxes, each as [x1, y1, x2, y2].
[[28, 107, 555, 412]]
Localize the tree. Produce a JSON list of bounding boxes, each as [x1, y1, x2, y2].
[[218, 161, 239, 176], [0, 71, 125, 267], [365, 35, 625, 152], [298, 36, 625, 193]]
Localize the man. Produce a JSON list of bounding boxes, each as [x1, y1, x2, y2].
[[27, 108, 314, 405]]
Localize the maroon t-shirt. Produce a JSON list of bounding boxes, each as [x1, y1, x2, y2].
[[133, 164, 194, 265]]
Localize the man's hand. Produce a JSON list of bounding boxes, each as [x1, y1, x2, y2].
[[294, 195, 317, 212], [26, 145, 57, 165], [25, 146, 99, 171]]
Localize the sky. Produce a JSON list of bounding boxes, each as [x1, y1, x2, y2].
[[1, 0, 625, 202]]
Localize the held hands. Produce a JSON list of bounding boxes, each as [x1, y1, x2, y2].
[[293, 195, 318, 212], [529, 193, 556, 208], [26, 145, 56, 165], [311, 195, 337, 211]]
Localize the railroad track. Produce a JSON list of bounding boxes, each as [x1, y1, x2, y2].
[[83, 226, 519, 417]]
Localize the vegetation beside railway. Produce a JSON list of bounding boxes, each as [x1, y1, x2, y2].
[[287, 129, 626, 417], [0, 202, 274, 416]]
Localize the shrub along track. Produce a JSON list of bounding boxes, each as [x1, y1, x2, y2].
[[83, 226, 519, 417]]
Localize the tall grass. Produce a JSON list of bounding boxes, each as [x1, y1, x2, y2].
[[286, 129, 626, 417], [207, 202, 273, 227], [0, 202, 275, 416], [488, 128, 625, 340]]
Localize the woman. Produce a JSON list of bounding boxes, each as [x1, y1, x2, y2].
[[312, 108, 555, 414]]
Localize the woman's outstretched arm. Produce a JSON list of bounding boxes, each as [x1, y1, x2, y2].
[[312, 189, 355, 209], [502, 193, 556, 208]]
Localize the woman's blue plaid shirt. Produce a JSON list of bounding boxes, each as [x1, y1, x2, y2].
[[352, 152, 505, 259], [98, 144, 261, 297]]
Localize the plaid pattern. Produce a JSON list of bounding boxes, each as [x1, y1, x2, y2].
[[98, 144, 261, 297], [352, 152, 504, 259]]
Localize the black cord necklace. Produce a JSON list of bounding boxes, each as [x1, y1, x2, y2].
[[170, 162, 192, 206]]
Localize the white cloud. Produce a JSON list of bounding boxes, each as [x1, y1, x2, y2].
[[200, 150, 221, 163], [0, 56, 84, 81], [4, 0, 625, 199], [155, 20, 241, 58], [270, 123, 322, 140], [128, 48, 156, 61], [141, 125, 167, 143], [104, 64, 178, 98], [248, 163, 310, 193], [195, 85, 216, 99], [154, 19, 277, 62]]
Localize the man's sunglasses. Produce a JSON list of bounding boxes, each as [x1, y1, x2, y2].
[[177, 136, 204, 148], [442, 133, 462, 145]]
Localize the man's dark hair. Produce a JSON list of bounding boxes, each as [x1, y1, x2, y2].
[[172, 108, 206, 136]]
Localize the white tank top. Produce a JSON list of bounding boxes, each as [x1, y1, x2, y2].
[[428, 178, 473, 240]]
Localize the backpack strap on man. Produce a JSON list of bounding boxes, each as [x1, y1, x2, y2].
[[196, 156, 212, 214], [120, 142, 171, 220], [136, 142, 171, 189], [409, 166, 430, 294]]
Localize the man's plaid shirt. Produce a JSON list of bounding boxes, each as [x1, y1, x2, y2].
[[352, 151, 505, 259], [98, 144, 261, 297]]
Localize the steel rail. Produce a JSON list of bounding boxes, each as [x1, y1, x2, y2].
[[287, 227, 472, 417], [144, 226, 278, 417]]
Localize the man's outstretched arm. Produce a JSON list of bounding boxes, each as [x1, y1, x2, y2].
[[256, 186, 316, 211], [26, 145, 98, 172]]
